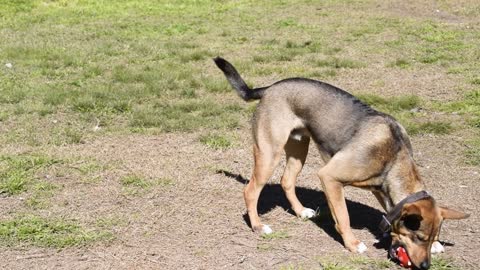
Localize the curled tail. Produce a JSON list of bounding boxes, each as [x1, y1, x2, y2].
[[213, 57, 266, 101]]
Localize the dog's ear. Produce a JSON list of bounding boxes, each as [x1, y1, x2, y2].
[[401, 202, 422, 216], [439, 206, 470, 220], [400, 203, 423, 231]]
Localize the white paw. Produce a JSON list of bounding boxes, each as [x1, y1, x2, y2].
[[356, 242, 368, 253], [300, 208, 316, 219], [431, 241, 445, 254], [262, 224, 273, 235]]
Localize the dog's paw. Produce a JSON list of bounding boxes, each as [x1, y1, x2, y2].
[[356, 242, 368, 253], [261, 224, 273, 235], [254, 224, 273, 235], [431, 241, 445, 254], [300, 208, 316, 219]]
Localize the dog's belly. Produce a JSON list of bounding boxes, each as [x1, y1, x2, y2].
[[289, 128, 310, 141]]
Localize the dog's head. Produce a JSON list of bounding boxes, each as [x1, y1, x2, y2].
[[389, 197, 469, 269]]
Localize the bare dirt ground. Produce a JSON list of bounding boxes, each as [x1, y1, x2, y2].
[[1, 128, 477, 269]]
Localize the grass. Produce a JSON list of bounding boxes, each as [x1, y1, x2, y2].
[[0, 155, 60, 196], [261, 231, 289, 240], [200, 133, 234, 150], [0, 215, 112, 248], [465, 138, 480, 166], [25, 182, 60, 209], [431, 257, 460, 270], [317, 255, 394, 270], [0, 1, 478, 144], [389, 58, 411, 69], [315, 255, 459, 270], [407, 121, 453, 135], [357, 94, 421, 113], [120, 174, 174, 195], [315, 58, 364, 69], [357, 93, 456, 135], [130, 100, 244, 132]]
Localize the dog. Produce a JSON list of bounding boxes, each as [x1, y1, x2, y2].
[[213, 57, 469, 270]]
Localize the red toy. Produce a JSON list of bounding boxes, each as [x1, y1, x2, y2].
[[396, 246, 412, 268]]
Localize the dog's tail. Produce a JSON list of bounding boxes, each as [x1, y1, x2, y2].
[[213, 57, 266, 101]]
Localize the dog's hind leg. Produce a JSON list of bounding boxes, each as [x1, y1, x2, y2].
[[244, 117, 293, 234], [244, 143, 283, 234], [281, 136, 315, 219]]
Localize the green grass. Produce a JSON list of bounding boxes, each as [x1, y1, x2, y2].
[[389, 58, 411, 69], [0, 0, 478, 147], [317, 255, 394, 270], [120, 174, 174, 195], [0, 215, 112, 248], [261, 231, 289, 240], [200, 133, 233, 150], [465, 138, 480, 166], [315, 255, 459, 270], [279, 264, 305, 270], [130, 100, 244, 132], [431, 257, 460, 270], [357, 94, 457, 136], [25, 182, 60, 209], [315, 58, 364, 69], [406, 121, 453, 135], [357, 94, 421, 113], [0, 155, 60, 196]]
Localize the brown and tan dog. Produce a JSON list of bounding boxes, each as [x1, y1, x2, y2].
[[213, 57, 469, 270]]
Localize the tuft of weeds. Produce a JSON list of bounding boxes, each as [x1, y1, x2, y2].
[[307, 69, 337, 79], [470, 78, 480, 85], [0, 155, 60, 196], [468, 117, 480, 129], [315, 58, 364, 69], [389, 58, 411, 69], [317, 255, 394, 270], [279, 264, 304, 270], [256, 243, 272, 251], [25, 182, 60, 209], [465, 138, 480, 166], [120, 175, 150, 188], [430, 256, 458, 270], [261, 231, 289, 240], [120, 174, 174, 195], [319, 261, 354, 270], [357, 94, 421, 113], [349, 256, 395, 269], [200, 133, 233, 150], [277, 18, 300, 28], [0, 215, 113, 248], [406, 121, 453, 136], [433, 90, 480, 131]]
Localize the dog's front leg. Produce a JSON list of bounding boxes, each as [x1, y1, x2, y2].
[[318, 171, 367, 253]]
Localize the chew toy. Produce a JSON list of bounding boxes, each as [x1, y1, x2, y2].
[[396, 246, 412, 268]]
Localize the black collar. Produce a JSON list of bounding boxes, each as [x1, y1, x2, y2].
[[379, 191, 431, 233]]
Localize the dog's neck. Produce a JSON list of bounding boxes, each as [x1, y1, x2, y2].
[[383, 147, 426, 212]]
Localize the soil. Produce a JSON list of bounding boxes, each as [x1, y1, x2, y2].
[[1, 127, 478, 269]]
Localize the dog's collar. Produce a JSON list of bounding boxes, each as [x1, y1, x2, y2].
[[379, 191, 431, 233]]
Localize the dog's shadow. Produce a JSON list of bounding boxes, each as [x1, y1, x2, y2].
[[219, 170, 390, 250]]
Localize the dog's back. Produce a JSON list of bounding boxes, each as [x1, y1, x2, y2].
[[258, 78, 383, 154]]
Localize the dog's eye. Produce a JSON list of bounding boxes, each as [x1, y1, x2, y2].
[[416, 233, 428, 242], [402, 214, 422, 231]]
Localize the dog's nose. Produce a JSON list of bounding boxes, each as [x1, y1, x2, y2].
[[420, 260, 430, 270]]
